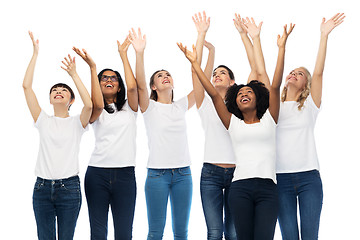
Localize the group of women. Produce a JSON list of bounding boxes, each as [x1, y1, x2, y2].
[[23, 11, 345, 240]]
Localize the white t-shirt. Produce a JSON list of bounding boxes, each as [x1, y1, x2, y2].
[[89, 101, 137, 168], [143, 97, 191, 169], [198, 96, 236, 164], [34, 110, 88, 180], [276, 95, 320, 173], [228, 110, 277, 183]]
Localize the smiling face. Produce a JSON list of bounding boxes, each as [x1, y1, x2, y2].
[[212, 67, 235, 89], [285, 68, 308, 91], [151, 70, 174, 92], [236, 86, 257, 112], [49, 83, 75, 109], [100, 70, 120, 97]]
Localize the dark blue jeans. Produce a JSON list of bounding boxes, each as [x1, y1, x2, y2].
[[85, 166, 136, 240], [33, 175, 81, 240], [200, 163, 236, 240], [276, 170, 323, 240], [228, 178, 278, 240], [145, 167, 192, 240]]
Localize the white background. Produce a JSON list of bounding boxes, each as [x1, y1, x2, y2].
[[1, 0, 359, 239]]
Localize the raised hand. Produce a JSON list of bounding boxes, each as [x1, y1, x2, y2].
[[73, 47, 96, 68], [204, 40, 215, 51], [320, 13, 345, 36], [117, 35, 131, 56], [129, 28, 146, 53], [233, 13, 247, 34], [193, 11, 210, 33], [28, 31, 39, 53], [277, 23, 295, 48], [177, 43, 197, 63], [242, 17, 263, 39], [61, 54, 77, 77]]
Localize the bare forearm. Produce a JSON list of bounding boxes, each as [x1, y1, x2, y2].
[[71, 73, 92, 109], [23, 52, 38, 89], [272, 47, 285, 89], [313, 34, 328, 77], [252, 36, 270, 88]]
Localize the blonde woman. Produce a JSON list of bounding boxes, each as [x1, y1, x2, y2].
[[276, 13, 345, 240]]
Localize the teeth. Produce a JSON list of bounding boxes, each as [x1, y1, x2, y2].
[[241, 98, 249, 103], [106, 84, 113, 88]]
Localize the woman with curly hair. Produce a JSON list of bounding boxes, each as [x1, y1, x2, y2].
[[178, 16, 294, 240], [276, 13, 345, 240]]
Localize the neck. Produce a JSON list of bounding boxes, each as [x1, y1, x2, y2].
[[156, 90, 172, 104], [53, 105, 70, 118], [284, 85, 302, 101], [104, 94, 116, 105], [215, 86, 228, 100], [242, 110, 260, 124]]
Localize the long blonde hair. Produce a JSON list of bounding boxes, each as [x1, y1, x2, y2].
[[281, 67, 312, 110]]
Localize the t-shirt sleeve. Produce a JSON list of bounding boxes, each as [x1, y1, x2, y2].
[[34, 110, 47, 129], [198, 95, 210, 114], [125, 100, 138, 119], [75, 115, 89, 133], [142, 99, 155, 116], [308, 94, 321, 113], [176, 96, 189, 112]]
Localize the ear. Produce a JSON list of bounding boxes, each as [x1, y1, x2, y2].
[[151, 84, 157, 91], [230, 80, 235, 86], [69, 98, 75, 106]]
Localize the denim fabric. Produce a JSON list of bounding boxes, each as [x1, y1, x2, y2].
[[84, 166, 136, 240], [33, 175, 81, 240], [145, 167, 192, 240], [276, 170, 323, 240], [200, 163, 236, 240], [228, 178, 278, 240]]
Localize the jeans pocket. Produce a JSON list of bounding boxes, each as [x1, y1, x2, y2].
[[201, 167, 213, 178], [33, 180, 44, 191], [147, 169, 165, 178], [178, 167, 191, 176], [61, 180, 81, 192]]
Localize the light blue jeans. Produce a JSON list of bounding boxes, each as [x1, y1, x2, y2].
[[145, 167, 192, 240], [276, 170, 323, 240]]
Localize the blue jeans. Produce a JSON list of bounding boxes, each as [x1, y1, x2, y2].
[[228, 178, 278, 240], [200, 163, 236, 240], [85, 166, 136, 240], [276, 170, 323, 240], [145, 167, 192, 240], [33, 175, 81, 240]]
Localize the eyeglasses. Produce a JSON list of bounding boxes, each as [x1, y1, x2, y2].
[[101, 75, 118, 82]]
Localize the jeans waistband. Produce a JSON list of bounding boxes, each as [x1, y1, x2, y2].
[[203, 163, 235, 174], [36, 175, 79, 184]]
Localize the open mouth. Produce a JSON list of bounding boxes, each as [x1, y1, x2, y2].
[[162, 80, 170, 84], [54, 95, 64, 99], [241, 97, 250, 103], [105, 84, 114, 88]]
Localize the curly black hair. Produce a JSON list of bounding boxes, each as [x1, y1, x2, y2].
[[98, 68, 126, 113], [225, 80, 269, 120]]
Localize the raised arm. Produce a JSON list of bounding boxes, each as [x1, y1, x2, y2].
[[242, 17, 270, 89], [270, 23, 295, 123], [73, 47, 104, 123], [311, 13, 345, 108], [23, 31, 41, 122], [178, 43, 232, 129], [118, 34, 138, 112], [192, 11, 211, 108], [234, 13, 258, 83], [61, 55, 92, 128], [129, 28, 149, 113]]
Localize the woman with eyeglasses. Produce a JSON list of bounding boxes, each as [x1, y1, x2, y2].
[[73, 34, 138, 240], [23, 31, 92, 240]]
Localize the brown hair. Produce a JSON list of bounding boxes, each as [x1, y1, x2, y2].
[[281, 67, 311, 110], [149, 69, 174, 102]]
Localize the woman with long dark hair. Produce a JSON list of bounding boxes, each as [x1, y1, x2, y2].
[[73, 34, 138, 240]]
